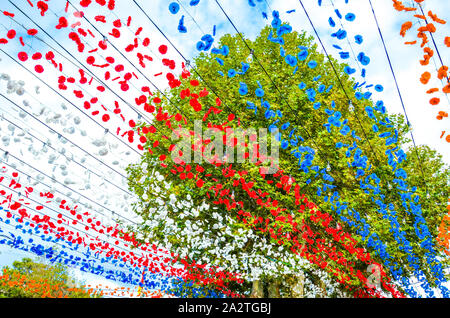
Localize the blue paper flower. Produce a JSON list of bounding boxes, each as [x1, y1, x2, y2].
[[178, 15, 187, 33], [335, 29, 347, 40], [255, 87, 265, 97], [357, 52, 371, 66], [196, 41, 206, 51], [344, 66, 356, 75], [265, 109, 275, 119], [298, 49, 309, 61], [241, 62, 250, 73], [363, 91, 372, 99], [272, 17, 281, 29], [345, 13, 356, 22], [328, 17, 336, 27], [239, 82, 248, 95], [339, 52, 350, 59], [308, 60, 318, 69], [228, 69, 236, 77], [277, 24, 292, 37], [285, 54, 297, 67], [306, 88, 317, 101], [169, 2, 180, 14], [215, 57, 224, 66], [355, 34, 363, 44], [375, 84, 384, 92]]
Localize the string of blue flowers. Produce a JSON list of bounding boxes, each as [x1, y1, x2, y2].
[[0, 207, 190, 296], [168, 0, 447, 297], [219, 3, 448, 297], [314, 0, 448, 297]]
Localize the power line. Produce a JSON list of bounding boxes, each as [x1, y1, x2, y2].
[[295, 0, 381, 163], [416, 2, 450, 83], [0, 86, 131, 186], [0, 47, 141, 159], [0, 148, 137, 226], [64, 0, 193, 125], [4, 2, 155, 127], [329, 0, 362, 73], [367, 0, 427, 182], [409, 1, 450, 106], [0, 91, 132, 196], [0, 219, 146, 286], [0, 179, 154, 262], [131, 0, 239, 118]]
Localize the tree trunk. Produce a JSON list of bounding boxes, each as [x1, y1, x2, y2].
[[268, 279, 280, 298], [320, 280, 327, 298], [291, 273, 305, 298], [250, 280, 264, 298]]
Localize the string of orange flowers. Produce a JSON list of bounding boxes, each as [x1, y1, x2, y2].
[[437, 200, 450, 257], [393, 0, 450, 143]]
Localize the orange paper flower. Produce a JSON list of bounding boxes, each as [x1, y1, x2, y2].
[[436, 111, 448, 120], [420, 71, 431, 84], [437, 65, 449, 80], [428, 11, 446, 24], [426, 88, 439, 94], [430, 97, 440, 105], [443, 83, 450, 94], [400, 21, 413, 37]]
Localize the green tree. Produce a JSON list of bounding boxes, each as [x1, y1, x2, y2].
[[126, 25, 449, 297], [0, 257, 93, 298]]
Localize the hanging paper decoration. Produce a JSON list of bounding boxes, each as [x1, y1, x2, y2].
[[391, 0, 449, 142], [0, 0, 447, 299]]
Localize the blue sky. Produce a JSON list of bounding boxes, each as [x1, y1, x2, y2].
[[0, 0, 449, 297]]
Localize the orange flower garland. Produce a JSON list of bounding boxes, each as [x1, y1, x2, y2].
[[392, 0, 449, 142], [437, 200, 450, 256]]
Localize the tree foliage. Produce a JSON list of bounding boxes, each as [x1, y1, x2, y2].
[[0, 257, 93, 298], [126, 25, 449, 297]]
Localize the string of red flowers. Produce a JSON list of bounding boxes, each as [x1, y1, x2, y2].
[[0, 2, 247, 295], [0, 167, 244, 297], [1, 2, 182, 154], [137, 84, 405, 298]]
